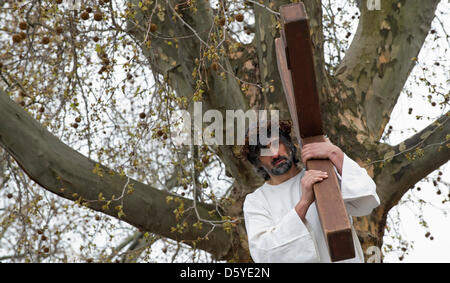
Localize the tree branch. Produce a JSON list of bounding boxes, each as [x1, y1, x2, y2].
[[373, 111, 450, 208], [0, 89, 233, 260], [335, 0, 441, 140], [126, 0, 264, 192]]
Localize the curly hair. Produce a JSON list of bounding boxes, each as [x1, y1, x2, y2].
[[240, 120, 300, 180]]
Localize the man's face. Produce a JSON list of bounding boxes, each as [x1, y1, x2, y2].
[[258, 137, 294, 177]]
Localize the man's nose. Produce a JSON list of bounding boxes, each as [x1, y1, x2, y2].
[[270, 146, 280, 158]]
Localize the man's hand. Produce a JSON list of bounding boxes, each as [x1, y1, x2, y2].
[[295, 170, 328, 222], [301, 138, 344, 175]]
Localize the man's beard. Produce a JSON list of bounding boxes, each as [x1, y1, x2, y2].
[[266, 153, 294, 176]]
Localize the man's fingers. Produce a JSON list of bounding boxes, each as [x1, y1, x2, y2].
[[304, 175, 327, 186], [306, 170, 328, 175], [303, 170, 328, 186]]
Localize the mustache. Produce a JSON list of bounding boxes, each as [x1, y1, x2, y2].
[[271, 156, 289, 166]]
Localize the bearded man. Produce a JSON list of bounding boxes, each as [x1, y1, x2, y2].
[[241, 120, 380, 263]]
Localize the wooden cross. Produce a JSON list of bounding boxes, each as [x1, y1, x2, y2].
[[275, 3, 355, 262]]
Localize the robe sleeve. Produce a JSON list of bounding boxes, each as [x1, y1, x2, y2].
[[337, 154, 380, 217], [243, 193, 320, 263]]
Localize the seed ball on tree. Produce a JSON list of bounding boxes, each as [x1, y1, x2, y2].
[[94, 12, 103, 21], [55, 0, 62, 4], [86, 7, 93, 13], [12, 33, 22, 43], [41, 36, 50, 44], [235, 13, 244, 22], [19, 22, 28, 30], [55, 26, 64, 34], [39, 106, 45, 113], [81, 11, 89, 20], [75, 117, 81, 123], [150, 23, 157, 32], [139, 112, 146, 119], [19, 32, 26, 40], [93, 36, 99, 42]]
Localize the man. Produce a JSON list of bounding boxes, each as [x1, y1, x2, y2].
[[241, 120, 380, 263]]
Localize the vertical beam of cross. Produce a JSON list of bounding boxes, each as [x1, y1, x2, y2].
[[275, 3, 356, 262]]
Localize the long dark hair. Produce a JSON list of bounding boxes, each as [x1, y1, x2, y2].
[[241, 120, 300, 180]]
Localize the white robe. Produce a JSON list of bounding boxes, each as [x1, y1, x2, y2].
[[243, 154, 380, 263]]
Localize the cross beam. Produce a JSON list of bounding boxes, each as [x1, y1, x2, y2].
[[275, 3, 355, 262]]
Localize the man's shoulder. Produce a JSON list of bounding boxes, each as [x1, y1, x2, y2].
[[245, 184, 266, 200], [243, 184, 268, 208]]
